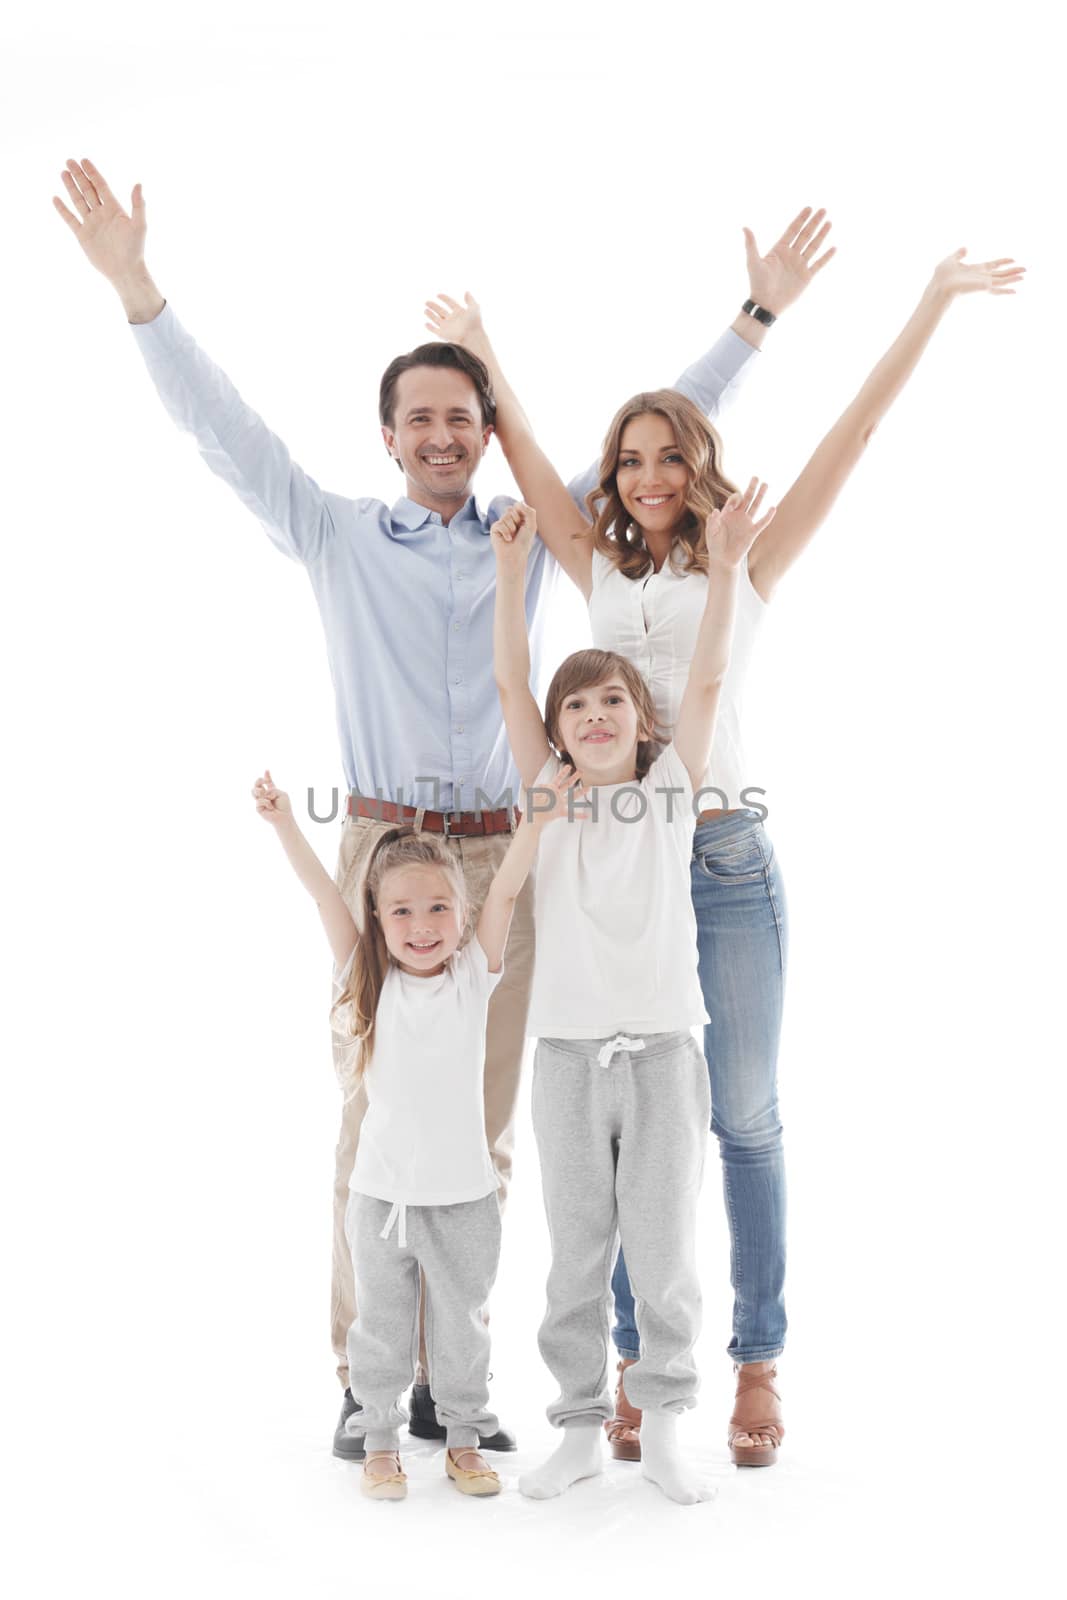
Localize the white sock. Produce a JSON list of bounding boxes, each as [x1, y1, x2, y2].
[[641, 1412, 716, 1505], [518, 1424, 604, 1499]]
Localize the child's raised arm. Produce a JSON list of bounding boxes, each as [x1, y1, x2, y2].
[[476, 768, 586, 972], [252, 770, 358, 970], [492, 504, 554, 789], [673, 482, 777, 793]]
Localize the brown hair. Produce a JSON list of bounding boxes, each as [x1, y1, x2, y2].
[[330, 828, 468, 1094], [585, 389, 738, 580], [543, 649, 669, 782], [378, 342, 497, 457]]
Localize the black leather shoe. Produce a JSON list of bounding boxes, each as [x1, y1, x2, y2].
[[407, 1382, 517, 1452], [332, 1388, 366, 1461]]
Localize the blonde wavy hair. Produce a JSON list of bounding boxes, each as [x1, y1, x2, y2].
[[543, 648, 669, 782], [330, 828, 468, 1097], [585, 389, 739, 581]]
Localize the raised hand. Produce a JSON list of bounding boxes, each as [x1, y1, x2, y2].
[[929, 247, 1026, 298], [743, 206, 836, 315], [491, 501, 537, 560], [252, 769, 293, 825], [52, 158, 146, 282], [424, 291, 487, 351], [532, 765, 588, 828], [704, 479, 776, 570]]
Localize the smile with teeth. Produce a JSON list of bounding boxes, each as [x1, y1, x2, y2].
[[582, 730, 614, 742], [636, 494, 672, 506], [424, 454, 463, 466], [406, 939, 441, 950]]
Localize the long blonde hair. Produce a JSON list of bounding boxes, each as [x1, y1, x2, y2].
[[585, 389, 738, 580], [330, 828, 468, 1096]]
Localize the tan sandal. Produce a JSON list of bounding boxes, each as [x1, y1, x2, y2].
[[728, 1364, 785, 1468], [604, 1358, 642, 1463], [361, 1450, 408, 1500], [445, 1447, 502, 1496]]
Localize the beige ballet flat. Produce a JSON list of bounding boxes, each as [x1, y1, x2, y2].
[[445, 1447, 502, 1496], [361, 1451, 408, 1500]]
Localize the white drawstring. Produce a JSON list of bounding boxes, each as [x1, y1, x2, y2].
[[597, 1034, 646, 1070], [380, 1201, 408, 1248]]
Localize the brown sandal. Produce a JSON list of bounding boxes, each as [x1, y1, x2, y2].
[[728, 1364, 785, 1468], [604, 1358, 642, 1462]]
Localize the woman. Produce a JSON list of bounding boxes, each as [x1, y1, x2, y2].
[[425, 229, 1024, 1466]]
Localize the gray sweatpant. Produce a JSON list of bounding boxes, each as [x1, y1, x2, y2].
[[531, 1031, 711, 1428], [343, 1190, 502, 1451]]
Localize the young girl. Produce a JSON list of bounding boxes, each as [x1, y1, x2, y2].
[[492, 484, 774, 1505], [251, 767, 576, 1500], [431, 239, 1024, 1468]]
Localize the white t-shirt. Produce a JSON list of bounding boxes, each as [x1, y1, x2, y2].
[[526, 743, 710, 1039], [588, 548, 766, 809], [332, 937, 503, 1206]]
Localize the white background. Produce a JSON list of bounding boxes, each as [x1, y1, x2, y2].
[[3, 2, 1063, 1595]]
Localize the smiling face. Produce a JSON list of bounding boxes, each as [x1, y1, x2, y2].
[[615, 411, 690, 539], [375, 863, 465, 977], [381, 366, 493, 515], [556, 678, 647, 783]]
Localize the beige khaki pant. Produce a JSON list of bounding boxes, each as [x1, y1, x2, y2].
[[330, 814, 535, 1387]]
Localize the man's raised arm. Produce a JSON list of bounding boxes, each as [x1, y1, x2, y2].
[[567, 205, 837, 509], [53, 158, 334, 565]]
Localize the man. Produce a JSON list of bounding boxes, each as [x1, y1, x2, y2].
[[54, 155, 828, 1459]]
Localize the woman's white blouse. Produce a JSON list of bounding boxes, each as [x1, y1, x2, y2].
[[588, 547, 766, 809]]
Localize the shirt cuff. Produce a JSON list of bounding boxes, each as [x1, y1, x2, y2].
[[128, 299, 178, 349]]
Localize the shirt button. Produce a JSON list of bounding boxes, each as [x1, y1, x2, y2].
[[456, 725, 465, 733], [453, 622, 461, 631], [454, 676, 463, 685]]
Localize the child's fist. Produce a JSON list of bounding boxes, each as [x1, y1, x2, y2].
[[491, 501, 537, 561], [252, 769, 292, 824]]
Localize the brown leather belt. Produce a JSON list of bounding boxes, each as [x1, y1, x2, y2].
[[346, 793, 519, 837], [696, 808, 747, 824]]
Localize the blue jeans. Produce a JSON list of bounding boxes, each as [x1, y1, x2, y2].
[[612, 811, 788, 1365]]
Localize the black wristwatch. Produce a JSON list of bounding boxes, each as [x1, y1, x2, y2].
[[742, 299, 777, 327]]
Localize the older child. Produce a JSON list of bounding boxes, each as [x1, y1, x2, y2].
[[492, 487, 773, 1505], [252, 767, 576, 1499], [435, 241, 1025, 1467]]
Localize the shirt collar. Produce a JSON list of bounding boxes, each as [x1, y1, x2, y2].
[[390, 494, 490, 537]]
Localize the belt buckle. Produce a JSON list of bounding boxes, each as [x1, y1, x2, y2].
[[441, 811, 463, 838]]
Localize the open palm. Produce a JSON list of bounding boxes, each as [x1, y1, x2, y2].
[[704, 479, 776, 570], [424, 292, 485, 349], [52, 158, 146, 280], [931, 247, 1025, 297], [743, 206, 836, 315]]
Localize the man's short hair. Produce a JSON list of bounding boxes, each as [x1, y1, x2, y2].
[[378, 343, 497, 430]]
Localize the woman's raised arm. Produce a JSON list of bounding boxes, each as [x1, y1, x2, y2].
[[747, 248, 1025, 603], [425, 294, 596, 596]]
